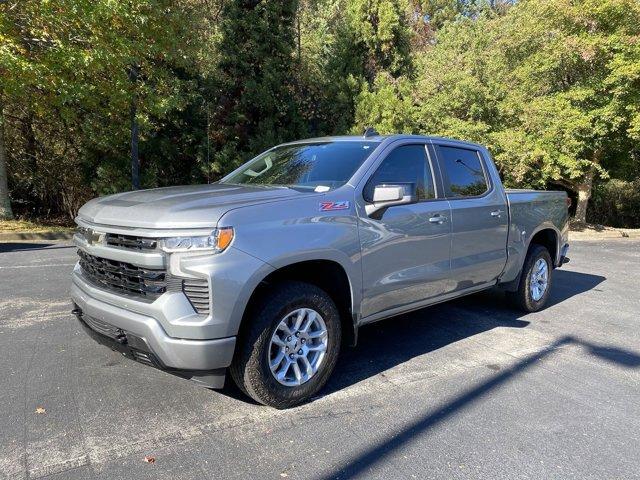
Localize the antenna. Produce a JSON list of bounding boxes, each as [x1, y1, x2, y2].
[[363, 126, 379, 138]]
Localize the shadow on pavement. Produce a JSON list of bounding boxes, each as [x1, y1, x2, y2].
[[218, 270, 607, 404], [311, 269, 636, 480], [325, 269, 606, 395], [316, 334, 640, 480], [0, 242, 75, 253]]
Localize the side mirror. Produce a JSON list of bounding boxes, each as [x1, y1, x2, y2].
[[365, 183, 417, 216]]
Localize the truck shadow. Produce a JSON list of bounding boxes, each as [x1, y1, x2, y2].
[[0, 242, 75, 252], [312, 268, 640, 480], [316, 334, 640, 480], [325, 268, 607, 396]]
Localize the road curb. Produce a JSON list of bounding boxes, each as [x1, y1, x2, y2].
[[0, 230, 74, 242], [570, 231, 640, 241]]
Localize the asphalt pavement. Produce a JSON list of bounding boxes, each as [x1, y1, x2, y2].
[[0, 239, 639, 480]]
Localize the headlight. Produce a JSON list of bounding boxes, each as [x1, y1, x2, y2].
[[161, 227, 234, 253]]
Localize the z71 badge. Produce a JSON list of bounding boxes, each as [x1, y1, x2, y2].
[[319, 201, 350, 211]]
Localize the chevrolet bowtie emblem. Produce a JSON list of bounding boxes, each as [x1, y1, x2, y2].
[[83, 228, 103, 245]]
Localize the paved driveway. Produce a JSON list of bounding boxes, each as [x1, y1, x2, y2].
[[0, 239, 638, 479]]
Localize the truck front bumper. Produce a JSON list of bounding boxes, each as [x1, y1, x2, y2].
[[71, 271, 236, 388]]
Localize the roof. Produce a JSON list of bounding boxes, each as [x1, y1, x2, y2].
[[280, 134, 484, 150]]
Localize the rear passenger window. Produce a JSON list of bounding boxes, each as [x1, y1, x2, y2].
[[437, 146, 489, 198], [364, 145, 435, 202]]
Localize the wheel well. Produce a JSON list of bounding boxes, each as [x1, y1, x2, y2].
[[243, 260, 356, 345], [529, 229, 558, 266]]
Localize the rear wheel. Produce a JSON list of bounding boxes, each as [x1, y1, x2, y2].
[[507, 244, 553, 312], [230, 281, 341, 408]]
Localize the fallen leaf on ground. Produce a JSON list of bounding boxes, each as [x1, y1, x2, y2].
[[35, 407, 46, 414], [143, 456, 156, 464]]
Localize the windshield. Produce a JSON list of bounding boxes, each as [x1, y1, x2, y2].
[[221, 141, 378, 191]]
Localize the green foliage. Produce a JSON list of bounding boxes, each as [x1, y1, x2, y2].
[[0, 0, 638, 225], [354, 73, 416, 134], [346, 0, 414, 79], [0, 0, 197, 217], [295, 0, 363, 135], [491, 0, 639, 189], [589, 178, 640, 227], [205, 0, 305, 177], [420, 0, 510, 29], [360, 0, 640, 223]]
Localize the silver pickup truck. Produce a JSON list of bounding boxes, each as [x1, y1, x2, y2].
[[71, 134, 569, 408]]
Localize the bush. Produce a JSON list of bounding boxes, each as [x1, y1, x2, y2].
[[588, 179, 640, 228]]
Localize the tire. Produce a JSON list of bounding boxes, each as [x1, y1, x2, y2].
[[230, 281, 342, 408], [507, 244, 553, 312]]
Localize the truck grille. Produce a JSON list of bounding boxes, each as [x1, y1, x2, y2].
[[78, 250, 166, 299], [167, 276, 211, 315], [105, 233, 157, 251]]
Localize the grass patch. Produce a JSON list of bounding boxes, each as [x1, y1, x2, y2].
[[0, 219, 74, 233]]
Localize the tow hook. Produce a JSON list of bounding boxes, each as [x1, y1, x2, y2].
[[115, 330, 128, 345]]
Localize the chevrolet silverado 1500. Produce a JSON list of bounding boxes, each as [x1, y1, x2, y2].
[[71, 133, 569, 408]]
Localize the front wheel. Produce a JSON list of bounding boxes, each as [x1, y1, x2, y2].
[[230, 281, 341, 408], [507, 244, 553, 313]]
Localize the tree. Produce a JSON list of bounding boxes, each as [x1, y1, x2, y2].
[[347, 0, 417, 133], [293, 0, 363, 135], [362, 0, 640, 224], [493, 0, 640, 223], [1, 0, 639, 227], [206, 0, 304, 177], [346, 0, 414, 81], [0, 0, 196, 218], [0, 106, 12, 219]]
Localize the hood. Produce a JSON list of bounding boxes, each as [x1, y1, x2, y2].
[[77, 183, 304, 229]]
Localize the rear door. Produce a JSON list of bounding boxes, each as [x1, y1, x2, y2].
[[432, 142, 508, 289]]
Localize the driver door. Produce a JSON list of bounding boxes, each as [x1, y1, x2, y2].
[[357, 143, 452, 320]]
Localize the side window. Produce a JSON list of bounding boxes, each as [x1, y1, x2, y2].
[[364, 145, 435, 202], [436, 146, 489, 198]]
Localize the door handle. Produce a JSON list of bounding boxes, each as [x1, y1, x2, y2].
[[429, 215, 447, 224], [490, 210, 503, 217]]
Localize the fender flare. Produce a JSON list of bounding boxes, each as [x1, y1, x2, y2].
[[502, 224, 562, 292]]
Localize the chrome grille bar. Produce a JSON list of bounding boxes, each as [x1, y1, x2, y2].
[[166, 275, 210, 315], [105, 233, 158, 251]]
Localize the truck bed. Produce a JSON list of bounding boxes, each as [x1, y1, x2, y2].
[[500, 188, 569, 283], [505, 188, 568, 232]]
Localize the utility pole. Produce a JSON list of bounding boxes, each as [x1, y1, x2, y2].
[[129, 65, 140, 190], [0, 104, 14, 220]]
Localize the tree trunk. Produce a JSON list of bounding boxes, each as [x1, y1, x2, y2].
[[0, 106, 14, 220], [574, 169, 594, 225], [129, 65, 140, 190], [130, 96, 139, 190]]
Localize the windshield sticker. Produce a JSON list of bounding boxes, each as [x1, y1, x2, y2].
[[320, 201, 350, 211]]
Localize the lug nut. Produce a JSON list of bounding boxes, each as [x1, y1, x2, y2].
[[285, 346, 289, 351], [295, 332, 300, 337], [298, 349, 303, 355], [289, 354, 295, 359], [287, 336, 292, 341], [301, 338, 306, 344]]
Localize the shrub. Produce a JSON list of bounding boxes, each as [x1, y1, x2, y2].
[[588, 179, 640, 228]]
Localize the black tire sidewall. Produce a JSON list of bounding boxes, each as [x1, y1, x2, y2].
[[520, 245, 553, 312], [232, 281, 342, 408]]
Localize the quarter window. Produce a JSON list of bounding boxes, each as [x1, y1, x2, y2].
[[436, 146, 489, 198], [364, 145, 435, 202]]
